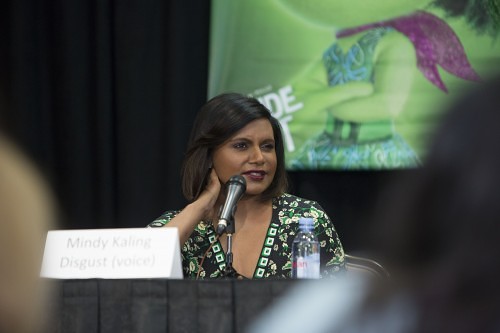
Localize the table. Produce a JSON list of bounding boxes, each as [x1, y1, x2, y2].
[[45, 279, 297, 333]]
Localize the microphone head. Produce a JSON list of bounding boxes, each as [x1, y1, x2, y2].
[[227, 175, 246, 191], [217, 175, 247, 236]]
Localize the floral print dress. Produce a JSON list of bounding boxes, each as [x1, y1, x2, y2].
[[147, 193, 345, 279]]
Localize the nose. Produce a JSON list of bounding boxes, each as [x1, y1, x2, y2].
[[249, 146, 265, 164]]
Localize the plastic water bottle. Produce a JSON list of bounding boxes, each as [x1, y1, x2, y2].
[[292, 217, 320, 279]]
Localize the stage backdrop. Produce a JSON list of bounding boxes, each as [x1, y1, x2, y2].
[[208, 0, 500, 170]]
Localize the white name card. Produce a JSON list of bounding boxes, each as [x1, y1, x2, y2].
[[41, 228, 183, 279]]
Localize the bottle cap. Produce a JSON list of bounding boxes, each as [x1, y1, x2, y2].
[[298, 217, 314, 231]]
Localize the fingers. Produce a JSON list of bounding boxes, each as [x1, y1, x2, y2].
[[209, 167, 220, 183], [200, 168, 220, 201], [206, 168, 221, 193]]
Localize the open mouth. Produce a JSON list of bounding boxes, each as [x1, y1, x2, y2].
[[243, 170, 266, 180]]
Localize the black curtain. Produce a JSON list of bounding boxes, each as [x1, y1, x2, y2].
[[1, 0, 209, 229], [0, 0, 407, 253]]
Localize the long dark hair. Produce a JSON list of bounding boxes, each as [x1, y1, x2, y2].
[[181, 93, 288, 202]]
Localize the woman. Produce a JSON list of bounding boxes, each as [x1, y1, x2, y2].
[[148, 93, 345, 279]]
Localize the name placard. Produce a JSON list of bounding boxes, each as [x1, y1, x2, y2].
[[41, 228, 183, 279]]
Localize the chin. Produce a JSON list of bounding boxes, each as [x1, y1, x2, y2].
[[245, 186, 270, 197]]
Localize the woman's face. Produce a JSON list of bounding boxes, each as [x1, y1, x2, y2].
[[212, 118, 277, 197]]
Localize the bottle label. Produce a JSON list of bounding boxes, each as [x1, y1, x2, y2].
[[294, 254, 320, 279]]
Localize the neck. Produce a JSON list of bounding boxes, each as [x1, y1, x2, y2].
[[234, 197, 272, 228], [212, 195, 271, 230], [335, 32, 361, 52]]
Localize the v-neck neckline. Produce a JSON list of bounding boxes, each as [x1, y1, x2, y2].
[[208, 198, 279, 279]]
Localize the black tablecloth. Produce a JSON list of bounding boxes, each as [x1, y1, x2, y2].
[[45, 279, 297, 333]]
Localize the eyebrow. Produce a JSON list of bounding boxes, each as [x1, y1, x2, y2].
[[229, 137, 275, 143]]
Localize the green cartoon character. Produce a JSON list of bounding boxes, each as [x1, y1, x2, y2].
[[278, 0, 499, 170]]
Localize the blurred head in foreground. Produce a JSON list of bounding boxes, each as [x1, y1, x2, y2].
[[0, 135, 56, 333], [248, 75, 500, 333], [369, 74, 500, 332]]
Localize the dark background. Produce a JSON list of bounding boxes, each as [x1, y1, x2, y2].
[[0, 0, 410, 254]]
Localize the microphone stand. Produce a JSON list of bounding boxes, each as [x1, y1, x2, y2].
[[223, 216, 240, 278]]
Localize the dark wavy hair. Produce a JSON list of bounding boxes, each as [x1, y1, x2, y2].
[[181, 93, 288, 202], [431, 0, 500, 37]]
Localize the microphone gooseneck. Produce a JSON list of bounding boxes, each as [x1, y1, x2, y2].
[[216, 175, 246, 236]]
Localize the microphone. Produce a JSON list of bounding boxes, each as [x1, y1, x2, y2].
[[216, 175, 246, 236]]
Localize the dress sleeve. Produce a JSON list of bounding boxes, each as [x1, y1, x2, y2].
[[146, 210, 199, 278], [146, 211, 179, 228], [309, 201, 346, 277]]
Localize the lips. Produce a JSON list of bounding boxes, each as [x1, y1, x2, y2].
[[242, 170, 266, 180]]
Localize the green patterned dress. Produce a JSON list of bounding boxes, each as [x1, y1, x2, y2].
[[147, 193, 345, 279]]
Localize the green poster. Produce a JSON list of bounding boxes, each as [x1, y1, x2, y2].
[[209, 0, 500, 170]]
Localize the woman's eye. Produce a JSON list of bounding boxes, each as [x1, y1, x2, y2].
[[233, 142, 247, 149], [261, 143, 275, 151]]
